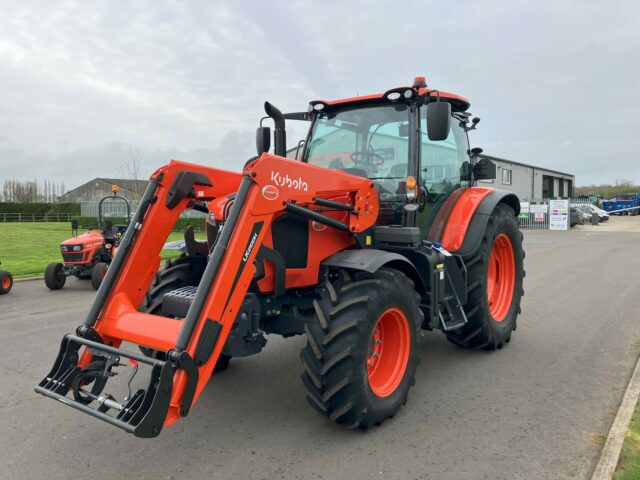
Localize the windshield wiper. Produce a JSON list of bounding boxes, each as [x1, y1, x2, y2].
[[368, 176, 405, 180]]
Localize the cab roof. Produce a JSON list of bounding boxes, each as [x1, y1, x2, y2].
[[311, 86, 470, 112]]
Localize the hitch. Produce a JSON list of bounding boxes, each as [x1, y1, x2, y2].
[[34, 335, 180, 438]]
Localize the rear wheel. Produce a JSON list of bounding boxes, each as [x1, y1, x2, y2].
[[0, 270, 12, 294], [445, 203, 524, 350], [91, 262, 109, 290], [44, 262, 66, 290], [300, 268, 422, 429], [139, 256, 231, 372]]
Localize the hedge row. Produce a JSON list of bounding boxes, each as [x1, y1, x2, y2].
[[0, 202, 81, 214], [75, 216, 206, 232]]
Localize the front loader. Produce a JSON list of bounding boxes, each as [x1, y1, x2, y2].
[[36, 76, 524, 437]]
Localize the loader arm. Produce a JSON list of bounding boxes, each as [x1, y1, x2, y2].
[[36, 154, 378, 436]]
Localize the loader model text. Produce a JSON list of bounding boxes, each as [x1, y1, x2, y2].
[[271, 171, 308, 192], [243, 232, 258, 262]]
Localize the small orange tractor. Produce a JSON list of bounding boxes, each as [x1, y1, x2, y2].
[[44, 185, 131, 290], [0, 262, 12, 295], [36, 77, 524, 437]]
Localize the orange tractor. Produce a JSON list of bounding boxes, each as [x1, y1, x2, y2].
[[44, 185, 131, 291], [35, 77, 524, 437]]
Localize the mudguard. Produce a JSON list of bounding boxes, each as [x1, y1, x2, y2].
[[451, 189, 520, 258], [322, 249, 426, 294]]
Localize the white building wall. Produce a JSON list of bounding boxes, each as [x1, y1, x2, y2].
[[478, 156, 575, 200]]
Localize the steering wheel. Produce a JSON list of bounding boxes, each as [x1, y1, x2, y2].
[[350, 151, 385, 167]]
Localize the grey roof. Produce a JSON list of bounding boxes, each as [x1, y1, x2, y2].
[[61, 177, 147, 197], [479, 154, 574, 178]]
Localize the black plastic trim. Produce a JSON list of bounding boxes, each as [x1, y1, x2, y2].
[[194, 319, 222, 366], [166, 171, 212, 210]]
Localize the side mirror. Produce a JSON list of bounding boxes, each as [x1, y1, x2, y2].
[[256, 126, 271, 156], [473, 158, 496, 180], [426, 101, 451, 141]]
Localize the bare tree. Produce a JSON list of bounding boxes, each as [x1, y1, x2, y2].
[[0, 178, 68, 203], [119, 146, 144, 203]]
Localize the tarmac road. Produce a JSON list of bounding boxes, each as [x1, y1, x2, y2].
[[1, 218, 640, 480]]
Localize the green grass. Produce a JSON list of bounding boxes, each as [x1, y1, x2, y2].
[[0, 222, 199, 278], [615, 398, 640, 480]]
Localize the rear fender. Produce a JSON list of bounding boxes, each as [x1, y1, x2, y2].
[[453, 190, 520, 258], [321, 249, 426, 294]]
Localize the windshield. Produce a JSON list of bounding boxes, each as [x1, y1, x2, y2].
[[305, 104, 410, 182]]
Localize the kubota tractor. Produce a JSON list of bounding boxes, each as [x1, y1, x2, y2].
[[44, 185, 131, 291], [35, 77, 524, 437], [0, 261, 13, 295]]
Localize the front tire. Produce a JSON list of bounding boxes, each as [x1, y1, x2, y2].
[[445, 203, 524, 350], [300, 268, 422, 429], [0, 270, 12, 294], [139, 256, 231, 372], [91, 262, 108, 290], [44, 262, 66, 290]]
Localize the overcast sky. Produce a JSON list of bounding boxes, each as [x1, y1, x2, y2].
[[0, 0, 638, 188]]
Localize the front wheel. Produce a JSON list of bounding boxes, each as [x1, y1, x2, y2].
[[445, 203, 524, 350], [44, 262, 66, 290], [91, 262, 109, 290], [300, 268, 423, 429], [0, 270, 13, 294]]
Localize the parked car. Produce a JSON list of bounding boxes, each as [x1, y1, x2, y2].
[[570, 207, 583, 227], [571, 203, 609, 222]]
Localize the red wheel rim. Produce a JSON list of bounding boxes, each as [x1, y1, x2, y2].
[[1, 276, 10, 289], [366, 307, 411, 397], [487, 233, 515, 322]]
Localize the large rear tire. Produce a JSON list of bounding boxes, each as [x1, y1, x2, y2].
[[300, 268, 423, 429], [139, 256, 231, 372], [0, 270, 12, 294], [445, 203, 524, 350], [44, 262, 66, 290]]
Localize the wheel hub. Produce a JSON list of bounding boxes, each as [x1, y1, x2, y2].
[[366, 307, 411, 398], [487, 233, 516, 322]]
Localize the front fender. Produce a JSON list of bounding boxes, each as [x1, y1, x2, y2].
[[452, 189, 520, 258], [322, 249, 426, 294]]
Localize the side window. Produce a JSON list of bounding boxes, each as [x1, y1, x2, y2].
[[502, 169, 512, 185], [418, 109, 471, 237], [420, 113, 469, 188]]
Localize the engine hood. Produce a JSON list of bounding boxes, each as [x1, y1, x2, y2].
[[60, 230, 104, 247]]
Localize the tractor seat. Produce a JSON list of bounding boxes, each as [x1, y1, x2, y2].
[[162, 286, 197, 318]]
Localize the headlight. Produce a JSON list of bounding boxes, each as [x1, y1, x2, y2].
[[60, 245, 68, 252], [72, 245, 82, 252]]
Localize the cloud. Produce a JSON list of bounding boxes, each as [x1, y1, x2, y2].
[[0, 0, 638, 187]]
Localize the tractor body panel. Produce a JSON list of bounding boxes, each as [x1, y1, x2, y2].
[[60, 230, 105, 265]]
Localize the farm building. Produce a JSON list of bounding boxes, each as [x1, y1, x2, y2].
[[58, 178, 147, 217], [477, 154, 575, 200], [58, 178, 146, 204]]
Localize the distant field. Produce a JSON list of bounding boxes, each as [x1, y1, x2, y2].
[[0, 222, 198, 278]]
